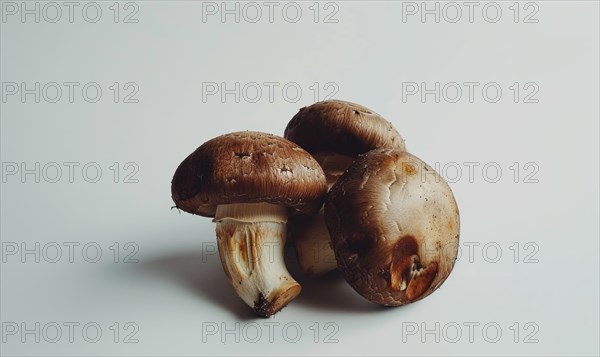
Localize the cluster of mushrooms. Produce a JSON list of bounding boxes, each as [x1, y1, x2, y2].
[[171, 100, 460, 317]]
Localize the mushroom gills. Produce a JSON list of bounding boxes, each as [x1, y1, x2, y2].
[[213, 203, 301, 317], [312, 152, 356, 187]]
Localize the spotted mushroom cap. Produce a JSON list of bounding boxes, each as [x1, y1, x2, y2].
[[325, 149, 460, 306], [284, 100, 406, 157], [171, 131, 327, 218]]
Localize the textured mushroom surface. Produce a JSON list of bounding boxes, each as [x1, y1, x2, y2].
[[171, 131, 327, 317], [325, 149, 460, 306], [171, 131, 327, 217], [284, 100, 407, 277], [284, 100, 406, 158]]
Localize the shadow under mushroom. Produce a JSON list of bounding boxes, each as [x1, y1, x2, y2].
[[136, 248, 258, 321], [126, 232, 388, 318], [284, 243, 389, 314]]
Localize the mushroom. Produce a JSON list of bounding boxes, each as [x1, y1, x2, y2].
[[325, 149, 459, 306], [284, 100, 406, 277], [171, 131, 327, 316]]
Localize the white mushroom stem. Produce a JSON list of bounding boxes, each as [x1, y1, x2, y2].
[[213, 202, 300, 317], [293, 208, 338, 276], [293, 153, 354, 277]]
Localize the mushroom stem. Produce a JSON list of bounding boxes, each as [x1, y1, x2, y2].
[[293, 208, 338, 277], [293, 153, 354, 277], [214, 203, 301, 317]]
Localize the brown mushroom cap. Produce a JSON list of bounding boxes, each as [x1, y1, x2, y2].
[[171, 131, 327, 218], [284, 100, 406, 156], [325, 149, 460, 306]]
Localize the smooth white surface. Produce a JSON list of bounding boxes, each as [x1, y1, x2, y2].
[[1, 1, 598, 356]]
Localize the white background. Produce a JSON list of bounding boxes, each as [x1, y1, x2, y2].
[[1, 1, 599, 356]]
